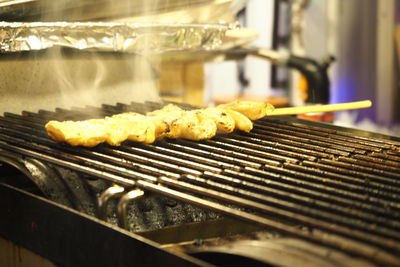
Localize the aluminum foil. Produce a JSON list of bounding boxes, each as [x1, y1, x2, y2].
[[0, 22, 234, 54]]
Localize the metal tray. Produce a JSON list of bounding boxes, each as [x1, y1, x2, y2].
[[0, 21, 243, 55]]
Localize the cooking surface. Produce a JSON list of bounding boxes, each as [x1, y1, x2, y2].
[[0, 101, 400, 266]]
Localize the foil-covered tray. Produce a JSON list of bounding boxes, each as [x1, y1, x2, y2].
[[0, 22, 236, 54]]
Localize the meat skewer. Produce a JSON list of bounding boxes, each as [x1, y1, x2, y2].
[[266, 100, 371, 116], [45, 100, 371, 147]]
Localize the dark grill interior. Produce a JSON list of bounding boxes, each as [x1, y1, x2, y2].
[[0, 101, 399, 266]]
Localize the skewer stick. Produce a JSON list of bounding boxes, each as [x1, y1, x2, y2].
[[268, 100, 372, 116]]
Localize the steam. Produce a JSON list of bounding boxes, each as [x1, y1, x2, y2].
[[46, 48, 161, 112], [9, 0, 175, 115], [0, 1, 238, 115], [34, 0, 170, 115]]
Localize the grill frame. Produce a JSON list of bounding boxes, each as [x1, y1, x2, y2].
[[0, 101, 399, 266], [0, 183, 209, 267]]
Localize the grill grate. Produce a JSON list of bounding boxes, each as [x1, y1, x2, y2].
[[0, 101, 400, 266]]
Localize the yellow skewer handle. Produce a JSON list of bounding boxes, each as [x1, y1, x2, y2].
[[268, 100, 372, 116]]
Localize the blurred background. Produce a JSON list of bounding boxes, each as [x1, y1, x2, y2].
[[0, 0, 399, 135]]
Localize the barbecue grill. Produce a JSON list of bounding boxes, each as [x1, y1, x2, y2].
[[0, 100, 399, 266]]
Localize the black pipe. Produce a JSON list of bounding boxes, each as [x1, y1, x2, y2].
[[286, 55, 334, 104]]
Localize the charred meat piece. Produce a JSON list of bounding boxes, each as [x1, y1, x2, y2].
[[147, 104, 217, 140], [217, 100, 274, 120], [219, 108, 253, 132], [194, 108, 236, 134]]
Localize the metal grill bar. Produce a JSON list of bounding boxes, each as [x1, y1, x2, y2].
[[170, 139, 279, 167], [352, 154, 400, 168], [276, 118, 400, 147], [196, 171, 400, 236], [252, 125, 369, 154], [319, 158, 399, 179], [239, 130, 353, 157], [222, 169, 400, 226], [0, 102, 400, 266], [300, 160, 400, 189], [176, 174, 400, 245], [242, 167, 400, 213]]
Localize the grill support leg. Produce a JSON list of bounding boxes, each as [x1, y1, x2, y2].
[[117, 189, 145, 230]]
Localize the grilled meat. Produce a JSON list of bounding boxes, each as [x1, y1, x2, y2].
[[46, 112, 156, 147], [104, 113, 156, 146], [147, 104, 217, 140], [219, 109, 253, 132], [45, 101, 274, 147], [217, 100, 274, 120], [147, 104, 187, 139], [45, 119, 108, 147], [194, 108, 236, 134]]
